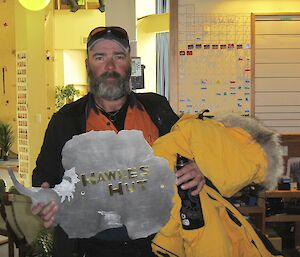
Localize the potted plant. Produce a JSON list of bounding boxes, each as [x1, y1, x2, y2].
[[55, 84, 80, 110], [0, 122, 14, 161]]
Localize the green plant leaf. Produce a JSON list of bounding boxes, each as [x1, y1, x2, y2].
[[0, 122, 14, 153], [55, 84, 80, 110]]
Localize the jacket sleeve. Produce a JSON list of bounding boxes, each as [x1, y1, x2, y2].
[[155, 95, 179, 136], [136, 93, 179, 136], [32, 113, 66, 187], [32, 96, 87, 187]]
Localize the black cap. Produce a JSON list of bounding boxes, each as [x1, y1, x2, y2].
[[87, 26, 130, 52]]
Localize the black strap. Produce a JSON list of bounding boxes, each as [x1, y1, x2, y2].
[[198, 109, 214, 120]]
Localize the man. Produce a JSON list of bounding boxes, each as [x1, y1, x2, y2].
[[32, 26, 205, 257]]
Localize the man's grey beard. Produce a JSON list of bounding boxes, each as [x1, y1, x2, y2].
[[88, 69, 131, 101]]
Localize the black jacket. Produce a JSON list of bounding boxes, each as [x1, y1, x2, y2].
[[32, 92, 178, 187], [31, 92, 178, 257]]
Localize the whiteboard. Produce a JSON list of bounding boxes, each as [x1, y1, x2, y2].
[[254, 15, 300, 133], [175, 4, 252, 115]]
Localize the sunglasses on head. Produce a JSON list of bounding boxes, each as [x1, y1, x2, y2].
[[87, 26, 129, 44]]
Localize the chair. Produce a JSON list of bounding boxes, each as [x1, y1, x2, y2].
[[1, 191, 44, 257], [0, 179, 7, 241], [0, 214, 8, 245], [0, 178, 15, 257], [0, 207, 15, 257]]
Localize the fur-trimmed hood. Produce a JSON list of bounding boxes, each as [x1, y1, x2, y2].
[[153, 113, 284, 197], [216, 113, 284, 190]]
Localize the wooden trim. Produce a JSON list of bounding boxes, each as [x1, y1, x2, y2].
[[251, 13, 256, 117], [237, 206, 264, 214], [56, 0, 60, 10], [54, 1, 99, 10], [265, 190, 300, 198], [281, 134, 300, 142], [169, 0, 179, 113], [252, 12, 300, 16], [266, 215, 300, 222]]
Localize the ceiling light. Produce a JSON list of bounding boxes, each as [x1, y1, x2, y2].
[[18, 0, 50, 11]]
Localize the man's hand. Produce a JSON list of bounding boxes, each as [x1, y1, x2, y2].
[[175, 162, 205, 196], [31, 182, 58, 228]]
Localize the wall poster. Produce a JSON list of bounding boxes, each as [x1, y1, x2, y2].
[[16, 51, 29, 185]]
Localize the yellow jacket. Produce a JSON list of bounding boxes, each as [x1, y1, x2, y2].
[[152, 114, 283, 257]]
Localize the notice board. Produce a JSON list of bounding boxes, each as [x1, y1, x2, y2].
[[170, 1, 252, 116]]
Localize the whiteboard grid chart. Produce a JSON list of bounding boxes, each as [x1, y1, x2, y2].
[[178, 4, 251, 116]]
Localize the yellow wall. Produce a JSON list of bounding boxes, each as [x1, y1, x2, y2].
[[54, 50, 65, 91], [105, 0, 137, 41], [54, 10, 105, 50], [136, 0, 156, 19], [45, 1, 56, 120], [0, 0, 16, 152], [137, 13, 169, 93], [63, 50, 87, 85], [14, 0, 49, 186]]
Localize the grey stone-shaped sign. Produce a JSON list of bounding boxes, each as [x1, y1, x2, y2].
[[9, 130, 175, 239]]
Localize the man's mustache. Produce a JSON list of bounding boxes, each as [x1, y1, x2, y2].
[[99, 71, 121, 80]]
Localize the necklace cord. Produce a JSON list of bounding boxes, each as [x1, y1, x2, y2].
[[94, 102, 121, 122]]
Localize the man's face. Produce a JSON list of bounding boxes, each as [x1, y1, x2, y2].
[[86, 39, 131, 100]]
